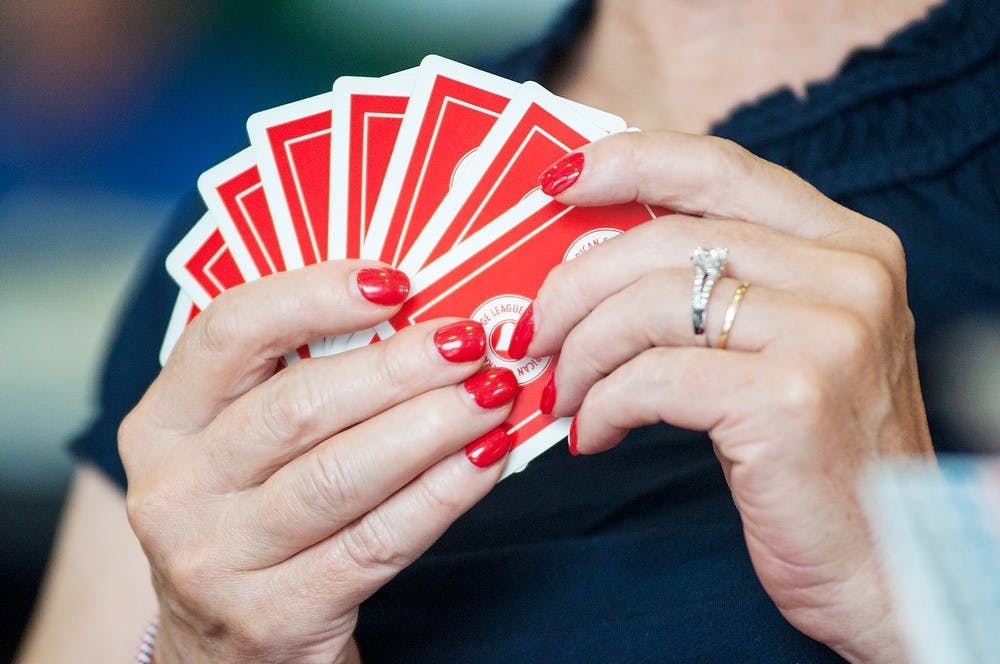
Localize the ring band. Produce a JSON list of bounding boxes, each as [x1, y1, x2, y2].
[[716, 282, 750, 350], [690, 246, 729, 344]]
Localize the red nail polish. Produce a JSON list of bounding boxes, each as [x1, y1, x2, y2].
[[465, 428, 512, 468], [434, 320, 486, 363], [464, 367, 520, 409], [356, 267, 410, 305], [507, 303, 534, 361], [539, 374, 557, 415], [568, 415, 579, 456], [538, 151, 584, 196]]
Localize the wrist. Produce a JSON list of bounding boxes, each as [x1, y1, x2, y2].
[[150, 613, 219, 664], [151, 610, 362, 663]]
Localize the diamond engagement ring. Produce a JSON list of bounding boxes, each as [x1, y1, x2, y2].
[[690, 246, 729, 342]]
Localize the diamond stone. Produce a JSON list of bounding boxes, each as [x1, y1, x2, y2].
[[691, 246, 729, 275]]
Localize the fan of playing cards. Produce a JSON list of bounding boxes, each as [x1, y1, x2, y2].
[[161, 55, 660, 477]]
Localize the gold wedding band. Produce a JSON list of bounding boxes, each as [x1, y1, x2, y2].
[[716, 282, 750, 350]]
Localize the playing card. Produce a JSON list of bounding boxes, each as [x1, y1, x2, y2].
[[398, 81, 626, 274], [164, 211, 309, 364], [561, 98, 628, 133], [198, 147, 321, 358], [164, 55, 667, 472], [323, 74, 414, 354], [377, 191, 660, 479], [362, 55, 521, 267], [328, 74, 414, 262], [197, 147, 287, 281], [246, 92, 335, 270], [158, 290, 301, 369], [165, 211, 246, 309], [159, 290, 200, 366]]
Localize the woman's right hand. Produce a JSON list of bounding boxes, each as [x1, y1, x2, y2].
[[119, 260, 517, 663]]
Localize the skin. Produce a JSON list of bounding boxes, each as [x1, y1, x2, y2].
[[529, 131, 934, 662], [18, 1, 942, 661], [557, 0, 942, 134], [120, 262, 514, 662]]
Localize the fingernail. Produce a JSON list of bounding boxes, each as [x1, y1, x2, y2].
[[464, 367, 519, 409], [507, 303, 534, 361], [465, 428, 512, 468], [538, 151, 584, 196], [356, 267, 410, 305], [568, 415, 579, 456], [539, 374, 557, 415], [434, 320, 486, 363]]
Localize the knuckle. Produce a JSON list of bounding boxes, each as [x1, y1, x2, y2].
[[308, 447, 361, 514], [768, 363, 827, 417], [116, 408, 144, 470], [124, 475, 185, 547], [823, 309, 874, 367], [169, 555, 211, 603], [340, 512, 408, 571], [640, 217, 683, 255], [850, 253, 899, 314], [227, 599, 289, 656], [305, 273, 341, 311], [875, 224, 908, 276], [124, 488, 158, 542], [708, 136, 758, 184], [156, 539, 220, 614], [535, 263, 591, 336], [635, 347, 676, 389], [412, 473, 465, 521], [560, 328, 608, 381], [898, 306, 916, 346], [195, 295, 245, 356], [410, 406, 449, 441], [374, 341, 416, 395], [259, 372, 318, 442], [628, 132, 660, 200], [539, 259, 582, 304]]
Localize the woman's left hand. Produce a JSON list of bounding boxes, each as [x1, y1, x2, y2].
[[519, 131, 934, 663]]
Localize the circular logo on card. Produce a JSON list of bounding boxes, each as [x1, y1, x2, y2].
[[449, 147, 480, 190], [563, 228, 622, 263], [471, 294, 550, 385]]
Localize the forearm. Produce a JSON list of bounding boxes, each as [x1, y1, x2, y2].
[[16, 464, 158, 663]]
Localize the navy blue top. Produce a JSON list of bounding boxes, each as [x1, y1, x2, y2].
[[71, 1, 1000, 660]]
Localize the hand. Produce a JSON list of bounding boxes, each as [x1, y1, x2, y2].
[[521, 131, 934, 662], [119, 261, 518, 663]]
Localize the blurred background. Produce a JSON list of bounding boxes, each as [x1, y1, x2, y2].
[[0, 0, 569, 656], [1, 0, 998, 659]]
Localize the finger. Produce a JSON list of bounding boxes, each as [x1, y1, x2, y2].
[[273, 442, 508, 613], [550, 275, 800, 416], [544, 131, 909, 276], [571, 346, 783, 456], [553, 274, 887, 419], [198, 318, 489, 489], [235, 367, 518, 563], [543, 130, 854, 239], [520, 216, 898, 358], [141, 261, 411, 432]]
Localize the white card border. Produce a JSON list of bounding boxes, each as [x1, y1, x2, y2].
[[361, 54, 522, 265], [165, 211, 237, 309], [246, 91, 336, 271]]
